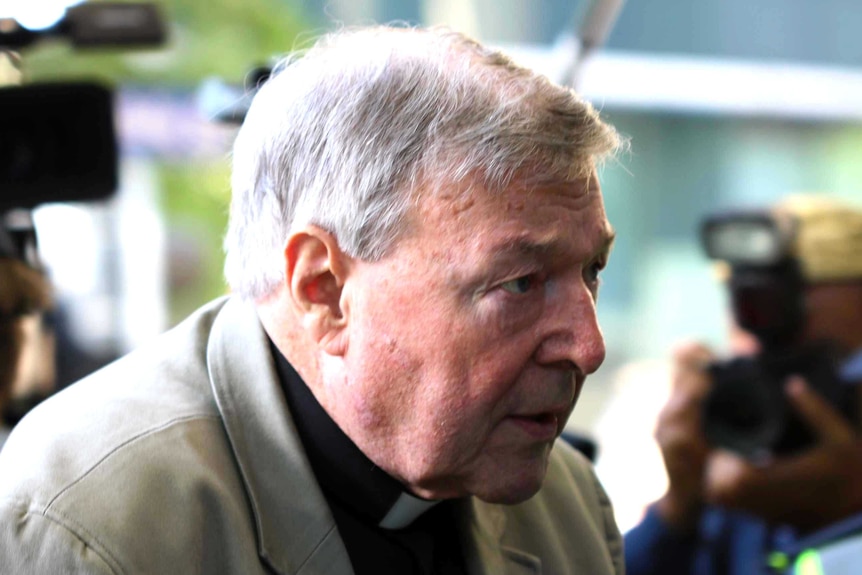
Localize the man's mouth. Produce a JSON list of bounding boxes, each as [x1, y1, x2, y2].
[[508, 412, 560, 440]]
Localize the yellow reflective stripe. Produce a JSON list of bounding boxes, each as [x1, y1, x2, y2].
[[795, 550, 824, 575], [767, 551, 790, 571]]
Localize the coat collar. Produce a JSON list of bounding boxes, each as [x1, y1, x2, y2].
[[206, 297, 353, 575], [205, 297, 541, 575]]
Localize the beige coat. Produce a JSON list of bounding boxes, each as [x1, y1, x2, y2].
[[0, 297, 624, 575]]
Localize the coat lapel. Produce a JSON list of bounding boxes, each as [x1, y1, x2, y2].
[[207, 297, 354, 575], [462, 499, 542, 575]]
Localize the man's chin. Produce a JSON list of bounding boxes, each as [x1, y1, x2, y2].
[[470, 459, 551, 504], [474, 477, 546, 505], [408, 447, 552, 503], [407, 473, 545, 504]]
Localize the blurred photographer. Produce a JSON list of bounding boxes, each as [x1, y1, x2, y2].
[[625, 196, 862, 575], [0, 222, 52, 450]]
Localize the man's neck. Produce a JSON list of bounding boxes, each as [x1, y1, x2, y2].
[[270, 340, 439, 528]]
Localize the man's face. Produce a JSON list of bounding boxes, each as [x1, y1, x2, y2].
[[319, 172, 614, 504], [729, 281, 862, 357], [800, 282, 862, 355]]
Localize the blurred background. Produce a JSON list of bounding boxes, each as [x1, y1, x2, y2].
[[3, 0, 862, 533]]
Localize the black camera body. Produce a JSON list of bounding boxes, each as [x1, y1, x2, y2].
[[1, 2, 165, 212], [0, 81, 118, 212], [704, 342, 852, 458], [699, 211, 857, 458]]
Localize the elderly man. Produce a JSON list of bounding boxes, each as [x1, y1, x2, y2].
[[0, 26, 623, 574]]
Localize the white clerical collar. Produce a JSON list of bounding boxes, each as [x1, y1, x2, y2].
[[378, 491, 441, 529]]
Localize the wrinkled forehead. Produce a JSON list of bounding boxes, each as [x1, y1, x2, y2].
[[414, 159, 599, 207], [410, 168, 605, 234]]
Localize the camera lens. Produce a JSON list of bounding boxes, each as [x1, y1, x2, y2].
[[703, 358, 785, 458]]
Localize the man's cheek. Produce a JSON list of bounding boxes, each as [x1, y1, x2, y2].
[[475, 297, 544, 338]]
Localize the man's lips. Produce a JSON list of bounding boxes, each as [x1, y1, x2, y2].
[[507, 409, 566, 441]]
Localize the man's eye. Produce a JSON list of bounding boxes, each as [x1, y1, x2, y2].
[[500, 276, 534, 295]]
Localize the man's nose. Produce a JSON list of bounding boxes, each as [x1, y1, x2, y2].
[[535, 282, 606, 375]]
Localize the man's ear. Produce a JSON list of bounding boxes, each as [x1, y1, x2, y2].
[[285, 227, 350, 356]]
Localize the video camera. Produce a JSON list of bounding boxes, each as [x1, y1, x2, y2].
[[698, 210, 857, 458], [0, 2, 165, 215]]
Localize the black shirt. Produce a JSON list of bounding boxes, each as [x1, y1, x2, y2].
[[272, 343, 468, 575]]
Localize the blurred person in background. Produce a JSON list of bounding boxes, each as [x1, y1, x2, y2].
[[0, 225, 52, 450], [0, 215, 113, 432], [0, 25, 625, 574], [625, 196, 862, 575]]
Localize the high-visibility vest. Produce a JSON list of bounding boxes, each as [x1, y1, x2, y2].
[[767, 513, 862, 575], [791, 536, 862, 574]]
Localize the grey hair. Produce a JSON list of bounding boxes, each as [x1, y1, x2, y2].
[[224, 25, 622, 300]]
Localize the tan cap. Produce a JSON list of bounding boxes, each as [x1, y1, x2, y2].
[[772, 195, 862, 283]]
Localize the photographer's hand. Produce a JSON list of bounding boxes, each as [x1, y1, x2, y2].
[[704, 377, 862, 533], [0, 258, 52, 403], [654, 342, 715, 531], [0, 259, 51, 317]]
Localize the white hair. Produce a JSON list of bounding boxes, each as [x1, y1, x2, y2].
[[224, 25, 621, 300]]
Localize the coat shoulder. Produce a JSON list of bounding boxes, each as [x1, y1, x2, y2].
[[0, 298, 261, 574]]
